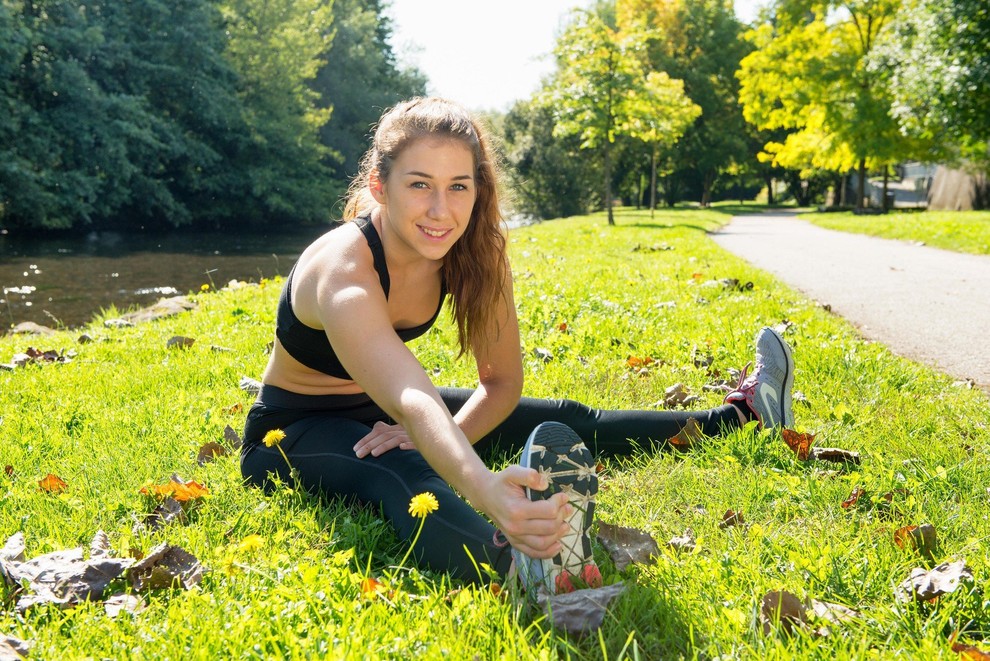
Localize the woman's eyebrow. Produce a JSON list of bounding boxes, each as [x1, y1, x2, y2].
[[404, 170, 474, 181]]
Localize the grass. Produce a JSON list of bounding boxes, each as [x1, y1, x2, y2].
[[2, 207, 989, 659], [799, 209, 990, 255]]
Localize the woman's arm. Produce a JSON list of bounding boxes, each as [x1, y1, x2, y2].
[[449, 266, 523, 443], [318, 257, 567, 558]]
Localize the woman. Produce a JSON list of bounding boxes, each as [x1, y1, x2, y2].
[[241, 97, 794, 592]]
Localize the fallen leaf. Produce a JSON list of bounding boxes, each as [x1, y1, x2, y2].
[[894, 523, 938, 560], [166, 336, 195, 350], [133, 497, 186, 534], [668, 418, 703, 450], [626, 355, 654, 369], [558, 322, 568, 332], [534, 347, 553, 363], [952, 640, 990, 660], [225, 403, 243, 415], [897, 560, 974, 603], [0, 635, 31, 660], [197, 441, 228, 465], [2, 532, 26, 563], [38, 473, 68, 494], [4, 465, 13, 477], [4, 531, 134, 612], [667, 529, 696, 552], [719, 509, 744, 529], [782, 429, 815, 460], [90, 531, 112, 558], [140, 476, 209, 504], [664, 383, 699, 408], [104, 593, 145, 618], [810, 598, 861, 626], [223, 425, 244, 450], [841, 486, 865, 510], [239, 376, 262, 395], [596, 522, 660, 571], [760, 590, 808, 636], [538, 582, 626, 634], [809, 447, 861, 465], [129, 544, 203, 591], [360, 577, 386, 600]]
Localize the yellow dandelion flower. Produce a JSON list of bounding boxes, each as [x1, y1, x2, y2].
[[408, 492, 439, 518], [263, 429, 286, 447], [237, 534, 265, 553], [200, 283, 210, 292]]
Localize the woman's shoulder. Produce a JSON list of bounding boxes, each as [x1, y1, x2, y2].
[[296, 220, 376, 287]]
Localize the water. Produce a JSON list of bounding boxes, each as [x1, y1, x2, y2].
[[0, 226, 329, 330]]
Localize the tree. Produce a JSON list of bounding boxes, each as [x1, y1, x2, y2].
[[878, 0, 990, 170], [622, 71, 700, 215], [311, 0, 426, 187], [219, 0, 337, 226], [501, 98, 600, 220], [737, 0, 913, 211], [541, 8, 643, 225], [624, 0, 751, 207]]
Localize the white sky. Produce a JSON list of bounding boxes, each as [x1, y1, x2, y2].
[[387, 0, 766, 112]]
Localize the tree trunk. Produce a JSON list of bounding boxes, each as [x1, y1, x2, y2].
[[700, 170, 716, 207], [650, 144, 658, 218], [882, 165, 890, 213], [839, 173, 847, 206], [765, 175, 775, 205], [604, 142, 614, 225], [856, 158, 867, 211]]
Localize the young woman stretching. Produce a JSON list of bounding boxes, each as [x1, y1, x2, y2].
[[240, 97, 794, 592]]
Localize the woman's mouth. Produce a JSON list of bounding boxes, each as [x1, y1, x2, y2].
[[419, 225, 450, 239]]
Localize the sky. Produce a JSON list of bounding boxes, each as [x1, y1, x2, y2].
[[387, 0, 766, 113]]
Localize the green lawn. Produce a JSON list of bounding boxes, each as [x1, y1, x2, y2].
[[800, 209, 990, 255], [2, 208, 988, 659]]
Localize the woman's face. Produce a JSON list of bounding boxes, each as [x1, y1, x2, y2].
[[371, 137, 477, 263]]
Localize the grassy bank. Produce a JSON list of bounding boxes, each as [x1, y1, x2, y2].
[[2, 208, 989, 659], [800, 209, 990, 255]]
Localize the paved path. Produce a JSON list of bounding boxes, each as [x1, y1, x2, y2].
[[711, 211, 990, 394]]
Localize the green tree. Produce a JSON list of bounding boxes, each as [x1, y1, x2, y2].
[[541, 7, 643, 225], [220, 0, 337, 226], [737, 0, 911, 211], [312, 0, 426, 188], [501, 98, 600, 220], [622, 70, 700, 215]]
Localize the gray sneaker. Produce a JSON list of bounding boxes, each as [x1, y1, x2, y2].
[[725, 327, 794, 429], [510, 422, 601, 594]]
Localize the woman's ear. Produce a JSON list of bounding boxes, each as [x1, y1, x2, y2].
[[369, 170, 386, 203]]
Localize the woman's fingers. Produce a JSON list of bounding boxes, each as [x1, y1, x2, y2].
[[353, 422, 412, 458]]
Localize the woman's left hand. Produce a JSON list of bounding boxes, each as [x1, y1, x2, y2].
[[353, 421, 415, 458]]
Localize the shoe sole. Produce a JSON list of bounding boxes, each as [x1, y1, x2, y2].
[[762, 327, 795, 428], [518, 422, 597, 592]]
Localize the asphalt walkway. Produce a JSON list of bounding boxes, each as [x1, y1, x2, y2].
[[711, 211, 990, 395]]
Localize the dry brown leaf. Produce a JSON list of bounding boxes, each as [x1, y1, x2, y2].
[[0, 635, 31, 660], [166, 336, 195, 350], [809, 447, 861, 465], [952, 640, 990, 660], [538, 582, 626, 634], [897, 560, 974, 603], [239, 375, 262, 395], [197, 441, 228, 465], [139, 476, 209, 504], [38, 473, 67, 494], [133, 497, 186, 534], [782, 429, 814, 461], [760, 590, 808, 636], [4, 465, 13, 478], [810, 598, 861, 626], [129, 544, 203, 591], [664, 383, 699, 408], [597, 522, 660, 571], [104, 593, 145, 618], [667, 529, 696, 552], [668, 418, 703, 450], [223, 424, 244, 450], [894, 523, 938, 560], [719, 509, 745, 529], [841, 486, 865, 510]]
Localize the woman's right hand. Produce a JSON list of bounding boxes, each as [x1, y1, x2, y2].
[[478, 465, 572, 559]]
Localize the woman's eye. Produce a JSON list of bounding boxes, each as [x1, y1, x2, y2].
[[451, 183, 468, 191], [411, 181, 429, 189]]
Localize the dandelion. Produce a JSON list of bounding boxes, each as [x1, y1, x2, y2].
[[408, 492, 439, 518], [262, 428, 295, 481], [396, 492, 438, 571], [200, 283, 210, 292], [263, 429, 286, 447], [237, 534, 265, 553]]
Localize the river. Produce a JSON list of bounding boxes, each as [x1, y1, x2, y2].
[[0, 226, 328, 331]]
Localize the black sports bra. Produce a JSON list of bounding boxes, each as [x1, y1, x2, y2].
[[275, 216, 446, 379]]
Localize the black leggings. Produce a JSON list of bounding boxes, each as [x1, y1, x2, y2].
[[240, 385, 742, 583]]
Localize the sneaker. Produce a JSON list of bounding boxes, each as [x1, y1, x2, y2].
[[725, 327, 794, 429], [511, 422, 601, 594]]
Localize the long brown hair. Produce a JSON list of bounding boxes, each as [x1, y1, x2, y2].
[[342, 97, 509, 356]]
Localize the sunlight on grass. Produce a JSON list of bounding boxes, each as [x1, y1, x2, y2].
[[800, 209, 990, 255], [2, 209, 988, 658]]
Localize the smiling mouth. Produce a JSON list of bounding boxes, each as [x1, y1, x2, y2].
[[419, 226, 449, 238]]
